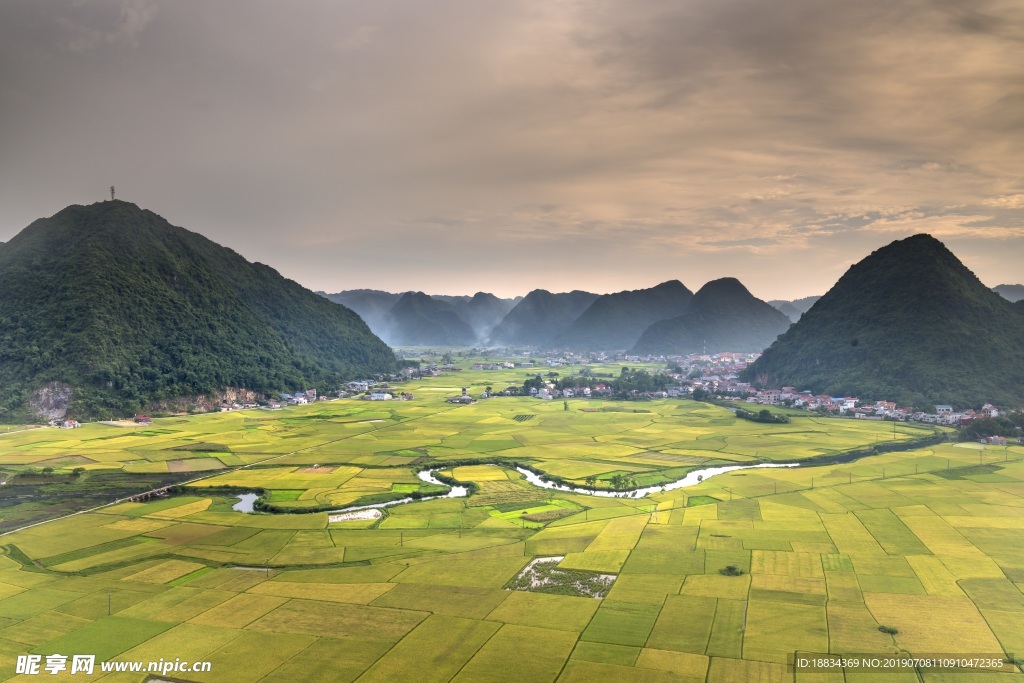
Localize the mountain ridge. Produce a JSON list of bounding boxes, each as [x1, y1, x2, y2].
[[0, 201, 396, 419], [743, 234, 1024, 408]]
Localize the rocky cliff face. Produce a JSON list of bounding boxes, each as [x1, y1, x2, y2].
[[28, 381, 73, 421]]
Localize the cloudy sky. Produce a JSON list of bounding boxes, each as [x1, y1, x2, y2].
[[2, 0, 1023, 299]]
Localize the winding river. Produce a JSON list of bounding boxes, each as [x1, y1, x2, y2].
[[232, 460, 801, 515]]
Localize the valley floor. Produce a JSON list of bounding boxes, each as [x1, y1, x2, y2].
[[0, 364, 1021, 681]]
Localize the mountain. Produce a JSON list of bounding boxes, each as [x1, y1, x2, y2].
[[454, 292, 519, 341], [488, 289, 599, 346], [555, 280, 693, 350], [382, 291, 476, 346], [321, 290, 519, 343], [994, 284, 1024, 302], [0, 201, 396, 419], [631, 278, 791, 355], [769, 295, 821, 322], [743, 234, 1024, 408], [321, 289, 404, 337]]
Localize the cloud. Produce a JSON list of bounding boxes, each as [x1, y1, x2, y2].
[[0, 0, 1022, 298]]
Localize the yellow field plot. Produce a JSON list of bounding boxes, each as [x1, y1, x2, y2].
[[750, 551, 824, 577], [824, 570, 861, 603], [864, 594, 1003, 653], [102, 518, 176, 533], [147, 498, 212, 519], [826, 602, 898, 653], [982, 610, 1024, 657], [756, 501, 825, 525], [453, 623, 578, 683], [123, 559, 206, 584], [750, 574, 825, 595], [607, 574, 683, 604], [452, 464, 511, 481], [906, 555, 966, 597], [587, 516, 648, 552], [895, 513, 985, 557], [795, 490, 852, 514], [635, 649, 709, 681], [635, 525, 699, 551], [248, 580, 394, 604], [944, 516, 1024, 529], [559, 550, 630, 573], [0, 582, 26, 600], [743, 601, 828, 663], [7, 513, 142, 558], [940, 554, 1005, 580], [707, 657, 788, 682], [849, 554, 916, 578], [177, 593, 280, 629], [681, 505, 718, 525], [680, 574, 750, 601], [820, 513, 885, 555], [270, 546, 347, 565], [533, 459, 637, 479], [51, 541, 168, 572]]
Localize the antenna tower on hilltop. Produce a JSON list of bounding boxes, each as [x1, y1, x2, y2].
[[110, 186, 115, 201]]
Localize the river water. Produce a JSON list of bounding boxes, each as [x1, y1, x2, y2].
[[233, 461, 798, 514]]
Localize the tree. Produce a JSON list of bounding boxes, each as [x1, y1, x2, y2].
[[563, 400, 569, 411], [584, 475, 597, 488]]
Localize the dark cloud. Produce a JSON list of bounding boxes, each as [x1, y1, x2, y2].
[[1, 0, 1022, 299]]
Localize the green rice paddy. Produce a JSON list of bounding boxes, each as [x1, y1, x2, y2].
[[0, 360, 1021, 681]]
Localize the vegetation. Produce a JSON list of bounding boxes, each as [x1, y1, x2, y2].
[[1, 359, 1020, 680], [735, 407, 790, 424], [0, 201, 396, 420], [487, 289, 598, 346], [631, 278, 791, 355], [743, 234, 1024, 408], [554, 280, 693, 351]]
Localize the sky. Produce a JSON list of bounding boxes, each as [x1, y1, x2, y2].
[[2, 0, 1023, 300]]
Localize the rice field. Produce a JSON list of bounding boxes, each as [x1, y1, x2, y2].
[[0, 361, 1021, 680]]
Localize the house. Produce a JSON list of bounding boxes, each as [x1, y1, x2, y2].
[[133, 414, 151, 425], [60, 419, 81, 429], [369, 392, 392, 401], [935, 405, 953, 415]]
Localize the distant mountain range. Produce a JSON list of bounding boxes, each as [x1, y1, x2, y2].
[[0, 201, 396, 420], [768, 296, 821, 322], [325, 277, 790, 355], [994, 284, 1024, 302], [322, 289, 519, 346], [744, 234, 1024, 408]]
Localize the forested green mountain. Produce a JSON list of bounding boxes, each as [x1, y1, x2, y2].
[[555, 280, 693, 350], [0, 201, 396, 419], [743, 234, 1024, 408], [381, 292, 476, 346], [487, 289, 598, 346], [631, 278, 791, 355]]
